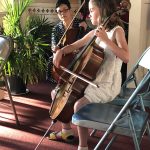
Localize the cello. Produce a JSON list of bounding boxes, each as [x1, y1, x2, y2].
[[34, 1, 131, 149]]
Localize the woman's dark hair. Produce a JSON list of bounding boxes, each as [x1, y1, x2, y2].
[[91, 0, 124, 30], [55, 0, 71, 9]]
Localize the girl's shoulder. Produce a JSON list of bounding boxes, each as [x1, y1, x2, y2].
[[107, 26, 125, 41], [110, 25, 125, 38], [111, 25, 124, 32]]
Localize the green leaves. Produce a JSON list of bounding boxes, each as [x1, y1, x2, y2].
[[3, 0, 54, 84], [3, 0, 32, 37]]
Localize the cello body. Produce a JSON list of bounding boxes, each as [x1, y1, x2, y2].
[[52, 27, 84, 82], [50, 42, 104, 123]]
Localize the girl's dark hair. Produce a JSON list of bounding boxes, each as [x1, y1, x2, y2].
[[55, 0, 71, 9], [92, 0, 124, 30]]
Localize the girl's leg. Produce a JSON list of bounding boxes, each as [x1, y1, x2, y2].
[[74, 97, 90, 148], [62, 122, 71, 129], [74, 97, 90, 113], [78, 126, 89, 147]]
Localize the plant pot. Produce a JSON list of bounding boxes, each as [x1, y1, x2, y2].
[[7, 75, 28, 95]]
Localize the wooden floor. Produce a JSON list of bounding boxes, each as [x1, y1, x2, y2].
[[0, 81, 150, 150]]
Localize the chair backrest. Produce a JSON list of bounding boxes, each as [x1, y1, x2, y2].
[[139, 46, 150, 69], [121, 46, 150, 95], [0, 36, 12, 73]]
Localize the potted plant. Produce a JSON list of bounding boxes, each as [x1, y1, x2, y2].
[[2, 0, 53, 95]]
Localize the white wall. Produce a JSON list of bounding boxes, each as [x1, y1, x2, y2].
[[128, 0, 150, 82], [0, 0, 80, 27], [26, 0, 80, 23]]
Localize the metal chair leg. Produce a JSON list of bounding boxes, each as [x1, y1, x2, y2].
[[105, 135, 117, 150], [128, 110, 140, 150], [90, 129, 97, 137], [2, 71, 19, 125], [138, 95, 150, 136]]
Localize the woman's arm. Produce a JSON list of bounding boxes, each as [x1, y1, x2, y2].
[[53, 30, 94, 68]]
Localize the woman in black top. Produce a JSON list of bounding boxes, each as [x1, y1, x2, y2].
[[46, 0, 90, 84]]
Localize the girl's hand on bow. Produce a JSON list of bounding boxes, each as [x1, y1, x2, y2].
[[53, 49, 63, 68], [95, 26, 109, 43]]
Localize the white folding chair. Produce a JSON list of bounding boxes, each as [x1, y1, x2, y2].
[[111, 46, 150, 108], [72, 46, 150, 150]]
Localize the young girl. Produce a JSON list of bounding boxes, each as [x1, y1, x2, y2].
[[52, 0, 129, 149]]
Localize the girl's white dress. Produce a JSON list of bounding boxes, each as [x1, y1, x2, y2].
[[84, 26, 124, 103]]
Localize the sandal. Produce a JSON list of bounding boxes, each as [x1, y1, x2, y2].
[[48, 131, 75, 143]]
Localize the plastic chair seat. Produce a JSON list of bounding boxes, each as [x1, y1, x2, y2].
[[72, 103, 149, 138]]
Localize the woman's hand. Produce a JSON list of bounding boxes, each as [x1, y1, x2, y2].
[[53, 49, 63, 68], [95, 26, 109, 43]]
